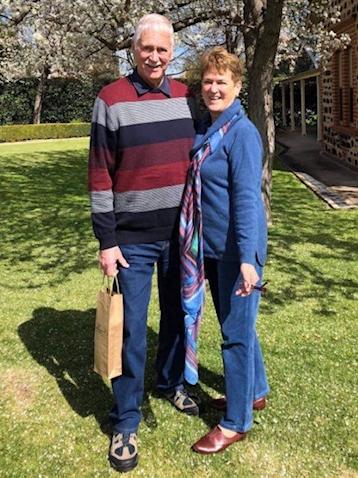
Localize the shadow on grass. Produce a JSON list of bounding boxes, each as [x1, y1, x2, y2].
[[2, 142, 357, 304], [18, 306, 226, 433], [0, 148, 97, 288], [17, 307, 173, 435], [261, 158, 358, 316], [18, 307, 113, 434]]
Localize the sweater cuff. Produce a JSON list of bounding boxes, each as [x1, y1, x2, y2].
[[99, 233, 117, 251], [239, 250, 256, 266]]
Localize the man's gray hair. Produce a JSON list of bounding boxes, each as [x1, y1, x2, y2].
[[133, 14, 174, 48]]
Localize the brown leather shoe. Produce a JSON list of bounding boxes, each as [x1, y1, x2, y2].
[[210, 396, 266, 411], [192, 426, 246, 454]]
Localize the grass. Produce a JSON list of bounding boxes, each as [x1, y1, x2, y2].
[[0, 138, 357, 477]]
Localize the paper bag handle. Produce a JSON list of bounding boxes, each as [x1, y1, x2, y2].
[[102, 274, 120, 295]]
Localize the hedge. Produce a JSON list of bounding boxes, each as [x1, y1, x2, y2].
[[0, 76, 115, 125], [0, 123, 90, 143]]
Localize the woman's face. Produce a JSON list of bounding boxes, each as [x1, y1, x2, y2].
[[201, 67, 241, 121]]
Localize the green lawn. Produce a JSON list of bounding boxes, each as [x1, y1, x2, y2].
[[0, 138, 357, 477]]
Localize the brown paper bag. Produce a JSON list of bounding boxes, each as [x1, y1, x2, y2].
[[94, 276, 123, 380]]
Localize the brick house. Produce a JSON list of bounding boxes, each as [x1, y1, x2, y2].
[[322, 0, 358, 167], [278, 1, 358, 168]]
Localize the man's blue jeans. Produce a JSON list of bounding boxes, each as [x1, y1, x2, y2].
[[110, 240, 185, 434], [205, 258, 269, 433]]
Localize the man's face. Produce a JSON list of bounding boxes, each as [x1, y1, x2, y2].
[[133, 29, 173, 88]]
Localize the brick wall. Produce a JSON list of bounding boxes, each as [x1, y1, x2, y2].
[[322, 0, 358, 167]]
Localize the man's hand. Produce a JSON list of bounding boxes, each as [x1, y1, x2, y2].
[[235, 263, 259, 297], [99, 246, 129, 276]]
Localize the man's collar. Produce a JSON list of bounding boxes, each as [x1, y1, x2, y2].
[[130, 68, 172, 97]]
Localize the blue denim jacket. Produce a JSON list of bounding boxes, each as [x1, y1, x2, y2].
[[192, 99, 267, 266]]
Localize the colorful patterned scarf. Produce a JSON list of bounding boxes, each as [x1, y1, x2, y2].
[[179, 114, 239, 385]]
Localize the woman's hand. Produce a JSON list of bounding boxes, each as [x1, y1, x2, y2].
[[235, 263, 260, 296]]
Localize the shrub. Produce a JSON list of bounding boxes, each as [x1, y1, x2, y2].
[[0, 79, 37, 124], [0, 123, 90, 143], [0, 76, 115, 125]]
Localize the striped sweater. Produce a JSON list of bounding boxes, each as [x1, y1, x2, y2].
[[88, 70, 196, 249]]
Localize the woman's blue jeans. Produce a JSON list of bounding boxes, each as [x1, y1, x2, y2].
[[110, 240, 185, 434], [205, 258, 269, 433]]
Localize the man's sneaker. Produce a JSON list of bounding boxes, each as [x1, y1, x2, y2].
[[108, 432, 138, 473], [163, 388, 200, 416]]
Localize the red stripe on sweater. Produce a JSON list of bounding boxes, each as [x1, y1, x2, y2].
[[89, 147, 116, 169], [119, 138, 192, 170], [114, 161, 188, 192], [88, 168, 113, 191], [99, 77, 193, 106]]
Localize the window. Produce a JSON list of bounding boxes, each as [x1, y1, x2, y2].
[[338, 50, 344, 122], [348, 47, 354, 124], [332, 17, 357, 132], [335, 47, 356, 128]]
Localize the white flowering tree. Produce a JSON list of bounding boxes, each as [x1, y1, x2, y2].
[[0, 0, 118, 122]]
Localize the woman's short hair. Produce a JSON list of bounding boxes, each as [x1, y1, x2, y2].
[[200, 47, 243, 83], [133, 14, 174, 48]]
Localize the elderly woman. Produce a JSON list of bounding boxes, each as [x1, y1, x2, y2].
[[180, 46, 269, 454]]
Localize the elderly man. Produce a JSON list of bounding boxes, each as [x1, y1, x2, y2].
[[88, 13, 197, 472]]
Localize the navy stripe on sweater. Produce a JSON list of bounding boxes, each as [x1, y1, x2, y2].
[[119, 119, 194, 148], [90, 123, 118, 154], [91, 118, 194, 151], [92, 207, 180, 246]]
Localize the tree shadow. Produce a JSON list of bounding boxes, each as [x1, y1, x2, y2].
[[261, 157, 358, 315], [0, 147, 97, 289], [18, 306, 266, 434], [2, 144, 356, 302], [18, 307, 158, 435]]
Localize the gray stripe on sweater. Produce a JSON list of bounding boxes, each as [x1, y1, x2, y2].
[[90, 190, 114, 213], [93, 97, 195, 131], [114, 184, 184, 213], [91, 98, 120, 132]]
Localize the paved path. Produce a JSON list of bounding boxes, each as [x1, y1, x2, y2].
[[277, 130, 358, 209]]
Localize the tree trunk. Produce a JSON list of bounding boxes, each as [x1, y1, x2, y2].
[[243, 0, 284, 224], [33, 66, 49, 124], [246, 71, 276, 222]]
